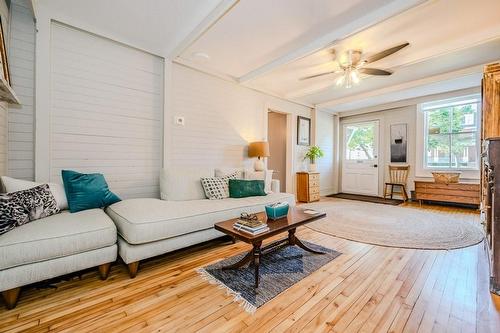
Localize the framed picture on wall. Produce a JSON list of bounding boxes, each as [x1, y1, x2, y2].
[[297, 116, 311, 146], [0, 16, 10, 85], [390, 123, 407, 163]]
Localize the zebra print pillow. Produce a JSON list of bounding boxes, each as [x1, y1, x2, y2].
[[0, 184, 60, 236]]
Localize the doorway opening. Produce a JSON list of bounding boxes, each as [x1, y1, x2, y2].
[[341, 120, 380, 196], [267, 111, 288, 192]]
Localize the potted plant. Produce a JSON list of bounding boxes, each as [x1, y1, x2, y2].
[[304, 146, 324, 172]]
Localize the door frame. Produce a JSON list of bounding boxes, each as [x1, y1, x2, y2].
[[340, 118, 383, 196], [265, 108, 293, 193]]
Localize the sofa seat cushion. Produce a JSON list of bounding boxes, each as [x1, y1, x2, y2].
[[106, 192, 295, 244], [0, 209, 117, 270]]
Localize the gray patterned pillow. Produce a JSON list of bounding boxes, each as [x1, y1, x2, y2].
[[200, 172, 237, 200], [0, 184, 60, 235]]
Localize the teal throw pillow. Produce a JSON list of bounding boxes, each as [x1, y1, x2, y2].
[[228, 179, 266, 198], [61, 170, 121, 213]]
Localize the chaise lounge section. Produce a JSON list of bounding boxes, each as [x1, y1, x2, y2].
[[105, 167, 296, 277]]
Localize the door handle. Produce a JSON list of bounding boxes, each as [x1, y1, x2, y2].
[[373, 164, 378, 168]]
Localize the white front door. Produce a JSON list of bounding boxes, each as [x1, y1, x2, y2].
[[341, 121, 379, 196]]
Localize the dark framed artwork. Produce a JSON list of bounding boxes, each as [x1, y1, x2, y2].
[[297, 116, 311, 146], [0, 16, 10, 85], [390, 123, 407, 163]]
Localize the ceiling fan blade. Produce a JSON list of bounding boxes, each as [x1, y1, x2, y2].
[[299, 70, 342, 80], [364, 42, 409, 64], [359, 68, 392, 75]]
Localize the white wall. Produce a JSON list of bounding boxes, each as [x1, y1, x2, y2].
[[0, 0, 9, 177], [8, 0, 35, 180], [169, 63, 311, 193], [28, 20, 165, 199], [315, 109, 335, 195]]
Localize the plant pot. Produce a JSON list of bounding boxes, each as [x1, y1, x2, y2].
[[308, 163, 317, 172]]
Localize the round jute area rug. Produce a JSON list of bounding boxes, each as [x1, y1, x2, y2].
[[303, 199, 485, 250]]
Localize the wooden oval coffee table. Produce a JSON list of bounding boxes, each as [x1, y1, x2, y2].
[[214, 207, 326, 288]]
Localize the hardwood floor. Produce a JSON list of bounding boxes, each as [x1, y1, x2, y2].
[[1, 203, 499, 332]]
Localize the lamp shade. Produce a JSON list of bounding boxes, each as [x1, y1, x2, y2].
[[248, 141, 270, 158]]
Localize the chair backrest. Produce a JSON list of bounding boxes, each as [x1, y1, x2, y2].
[[389, 165, 410, 184]]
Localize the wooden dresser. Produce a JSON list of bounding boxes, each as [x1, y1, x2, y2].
[[296, 172, 320, 203], [414, 181, 480, 206]]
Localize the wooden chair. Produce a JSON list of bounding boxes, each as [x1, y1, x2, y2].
[[384, 165, 410, 201]]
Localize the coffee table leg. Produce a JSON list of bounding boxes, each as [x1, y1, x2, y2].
[[288, 228, 297, 245], [288, 228, 325, 255], [253, 241, 262, 288], [221, 250, 253, 270]]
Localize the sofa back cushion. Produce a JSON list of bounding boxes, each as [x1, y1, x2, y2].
[[1, 176, 68, 210], [214, 168, 245, 179], [160, 167, 213, 201]]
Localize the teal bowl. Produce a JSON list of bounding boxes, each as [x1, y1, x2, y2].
[[265, 204, 289, 220]]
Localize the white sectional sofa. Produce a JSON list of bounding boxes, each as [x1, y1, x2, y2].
[[105, 167, 296, 277], [0, 209, 117, 309]]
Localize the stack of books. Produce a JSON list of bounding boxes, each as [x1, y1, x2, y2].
[[233, 219, 269, 235]]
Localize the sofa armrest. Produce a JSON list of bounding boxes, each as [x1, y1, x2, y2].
[[271, 179, 280, 193]]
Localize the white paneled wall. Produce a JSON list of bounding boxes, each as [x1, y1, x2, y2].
[[315, 110, 335, 195], [0, 102, 7, 176], [8, 0, 35, 180], [170, 64, 311, 192], [0, 0, 9, 177], [49, 22, 164, 199]]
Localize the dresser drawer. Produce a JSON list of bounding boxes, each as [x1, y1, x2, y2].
[[309, 186, 320, 195], [309, 193, 320, 202], [309, 179, 320, 187], [309, 173, 320, 181]]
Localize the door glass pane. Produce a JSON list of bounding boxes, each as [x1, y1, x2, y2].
[[451, 133, 478, 169], [345, 123, 375, 160], [427, 108, 451, 134], [426, 134, 450, 168], [451, 104, 477, 133]]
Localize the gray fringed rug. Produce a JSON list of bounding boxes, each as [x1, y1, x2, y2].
[[197, 242, 341, 314]]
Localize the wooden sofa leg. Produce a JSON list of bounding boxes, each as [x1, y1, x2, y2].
[[98, 263, 111, 280], [127, 261, 139, 278], [2, 287, 21, 310]]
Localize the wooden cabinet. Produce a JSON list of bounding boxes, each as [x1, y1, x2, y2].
[[480, 63, 500, 296], [296, 172, 320, 203], [414, 181, 480, 206], [481, 63, 500, 140]]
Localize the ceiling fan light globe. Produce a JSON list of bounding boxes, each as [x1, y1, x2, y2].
[[350, 70, 360, 84], [336, 76, 345, 86]]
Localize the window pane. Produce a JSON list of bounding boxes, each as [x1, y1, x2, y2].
[[427, 108, 451, 134], [451, 133, 478, 169], [426, 134, 450, 168], [345, 124, 374, 160], [451, 103, 477, 133]]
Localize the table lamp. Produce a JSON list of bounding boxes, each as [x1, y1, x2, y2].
[[248, 141, 270, 171]]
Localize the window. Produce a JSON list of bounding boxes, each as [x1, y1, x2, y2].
[[421, 95, 480, 170]]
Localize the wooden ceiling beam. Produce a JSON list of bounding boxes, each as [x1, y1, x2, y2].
[[168, 0, 240, 59]]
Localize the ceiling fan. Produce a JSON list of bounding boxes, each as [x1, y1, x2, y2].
[[300, 42, 410, 88]]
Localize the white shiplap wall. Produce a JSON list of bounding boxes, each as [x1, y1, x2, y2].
[[49, 22, 164, 199], [8, 0, 35, 180], [170, 64, 312, 193], [0, 0, 9, 177], [315, 110, 335, 195]]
